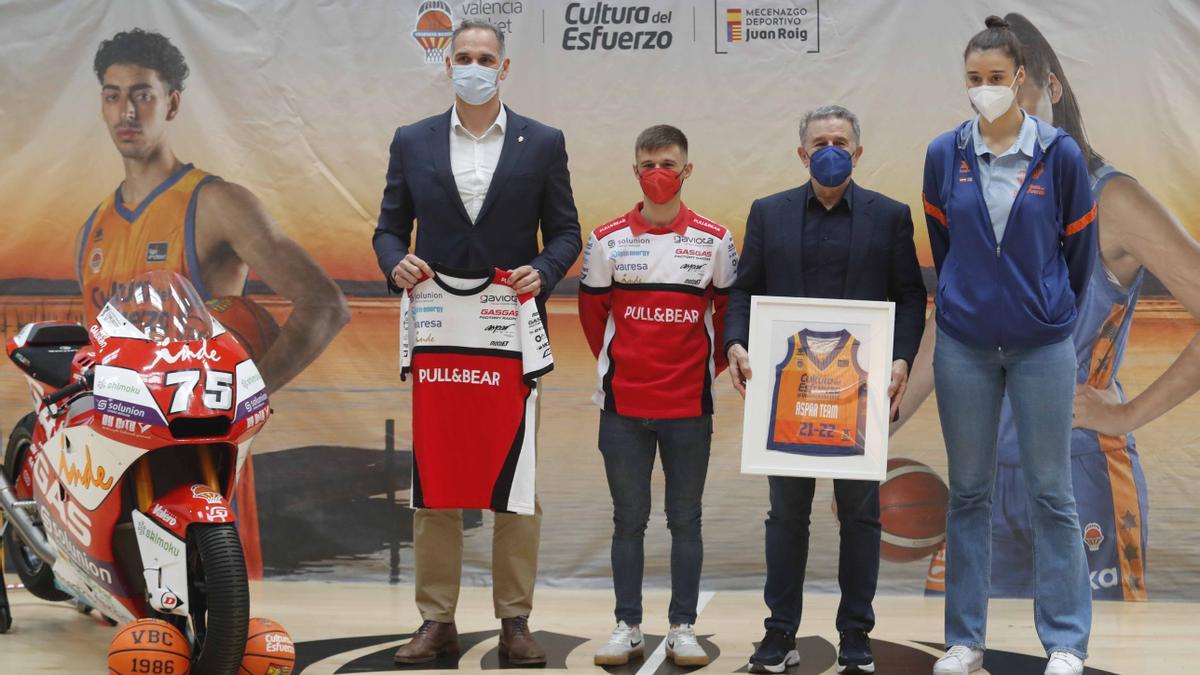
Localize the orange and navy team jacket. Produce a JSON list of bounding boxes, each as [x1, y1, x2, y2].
[[768, 328, 867, 456], [578, 203, 738, 419], [922, 116, 1097, 350], [77, 163, 220, 326]]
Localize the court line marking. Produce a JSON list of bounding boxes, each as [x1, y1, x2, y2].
[[635, 590, 716, 675]]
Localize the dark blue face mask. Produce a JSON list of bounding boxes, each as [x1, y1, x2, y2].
[[808, 145, 853, 187]]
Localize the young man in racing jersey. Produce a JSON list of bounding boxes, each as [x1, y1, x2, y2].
[[578, 124, 738, 668]]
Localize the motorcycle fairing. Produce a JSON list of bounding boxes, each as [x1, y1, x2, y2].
[[132, 510, 189, 616]]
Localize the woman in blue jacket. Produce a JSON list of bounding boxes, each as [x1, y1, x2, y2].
[[923, 16, 1097, 675]]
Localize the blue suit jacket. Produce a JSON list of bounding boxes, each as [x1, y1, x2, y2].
[[372, 105, 582, 299], [724, 182, 927, 366]]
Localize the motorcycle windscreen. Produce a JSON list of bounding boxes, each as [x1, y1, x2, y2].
[[99, 270, 224, 342]]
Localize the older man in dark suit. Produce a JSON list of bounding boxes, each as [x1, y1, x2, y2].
[[725, 105, 926, 675], [372, 19, 581, 666]]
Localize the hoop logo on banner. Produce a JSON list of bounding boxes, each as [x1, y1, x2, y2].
[[413, 0, 455, 63]]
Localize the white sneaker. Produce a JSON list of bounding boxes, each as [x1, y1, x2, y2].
[[1045, 651, 1084, 675], [933, 645, 984, 674], [594, 621, 644, 666], [666, 624, 710, 666]]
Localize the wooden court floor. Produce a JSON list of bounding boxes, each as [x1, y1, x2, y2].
[[0, 578, 1183, 674]]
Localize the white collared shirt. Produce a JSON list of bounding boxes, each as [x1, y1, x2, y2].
[[450, 103, 507, 223]]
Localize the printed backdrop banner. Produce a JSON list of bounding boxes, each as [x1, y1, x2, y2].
[[2, 0, 1199, 600]]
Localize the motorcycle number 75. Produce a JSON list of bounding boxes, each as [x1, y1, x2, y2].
[[164, 370, 234, 413]]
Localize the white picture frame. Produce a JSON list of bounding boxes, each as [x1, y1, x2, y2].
[[740, 296, 894, 481]]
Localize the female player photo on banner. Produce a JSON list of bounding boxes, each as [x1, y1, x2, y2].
[[740, 297, 895, 481]]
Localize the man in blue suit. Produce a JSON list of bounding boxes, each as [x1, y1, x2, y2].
[[724, 105, 926, 675], [372, 19, 581, 666]]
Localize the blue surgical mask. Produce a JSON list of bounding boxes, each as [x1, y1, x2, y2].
[[808, 145, 853, 187], [451, 63, 499, 106]]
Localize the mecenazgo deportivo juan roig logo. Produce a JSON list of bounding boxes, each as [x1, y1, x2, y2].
[[715, 0, 820, 55]]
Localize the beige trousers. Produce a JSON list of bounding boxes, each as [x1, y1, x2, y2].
[[413, 500, 542, 621]]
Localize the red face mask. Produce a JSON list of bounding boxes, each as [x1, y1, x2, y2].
[[638, 167, 683, 204]]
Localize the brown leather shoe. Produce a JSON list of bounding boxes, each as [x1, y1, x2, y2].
[[499, 616, 546, 665], [393, 620, 460, 664]]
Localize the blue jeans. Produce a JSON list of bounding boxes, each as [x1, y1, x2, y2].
[[598, 409, 712, 625], [763, 476, 880, 635], [934, 328, 1091, 658]]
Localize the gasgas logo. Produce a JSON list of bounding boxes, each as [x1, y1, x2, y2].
[[148, 344, 221, 369]]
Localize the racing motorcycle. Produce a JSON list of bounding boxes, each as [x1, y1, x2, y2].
[[0, 270, 270, 674]]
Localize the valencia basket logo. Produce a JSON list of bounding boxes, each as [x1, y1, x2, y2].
[[412, 1, 455, 63]]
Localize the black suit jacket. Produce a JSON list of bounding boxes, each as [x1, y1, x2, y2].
[[372, 105, 582, 298], [725, 181, 926, 366]]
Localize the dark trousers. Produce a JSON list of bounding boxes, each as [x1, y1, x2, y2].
[[763, 476, 880, 634], [598, 409, 712, 625]]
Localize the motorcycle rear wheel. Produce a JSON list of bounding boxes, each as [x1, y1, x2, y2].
[[3, 415, 70, 602]]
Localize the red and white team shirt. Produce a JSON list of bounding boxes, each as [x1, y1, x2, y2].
[[578, 203, 738, 418], [400, 266, 553, 515]]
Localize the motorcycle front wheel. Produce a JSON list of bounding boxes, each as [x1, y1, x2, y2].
[[178, 523, 249, 675]]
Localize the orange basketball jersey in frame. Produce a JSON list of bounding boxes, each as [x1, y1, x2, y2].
[[768, 328, 867, 456], [77, 163, 220, 326]]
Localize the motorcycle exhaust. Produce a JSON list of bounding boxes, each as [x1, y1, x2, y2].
[[0, 470, 56, 565]]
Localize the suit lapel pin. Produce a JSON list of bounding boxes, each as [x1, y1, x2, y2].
[[518, 135, 525, 143]]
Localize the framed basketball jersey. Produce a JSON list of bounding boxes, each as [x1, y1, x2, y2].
[[767, 328, 867, 456], [740, 296, 894, 481]]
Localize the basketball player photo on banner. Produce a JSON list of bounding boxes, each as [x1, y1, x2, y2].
[[740, 296, 894, 481]]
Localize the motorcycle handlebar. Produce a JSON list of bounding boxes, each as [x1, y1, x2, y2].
[[42, 372, 94, 409]]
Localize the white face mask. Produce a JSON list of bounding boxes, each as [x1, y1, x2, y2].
[[968, 66, 1023, 123], [451, 63, 500, 106]]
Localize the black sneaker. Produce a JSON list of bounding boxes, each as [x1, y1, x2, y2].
[[837, 630, 875, 674], [748, 628, 800, 673]]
